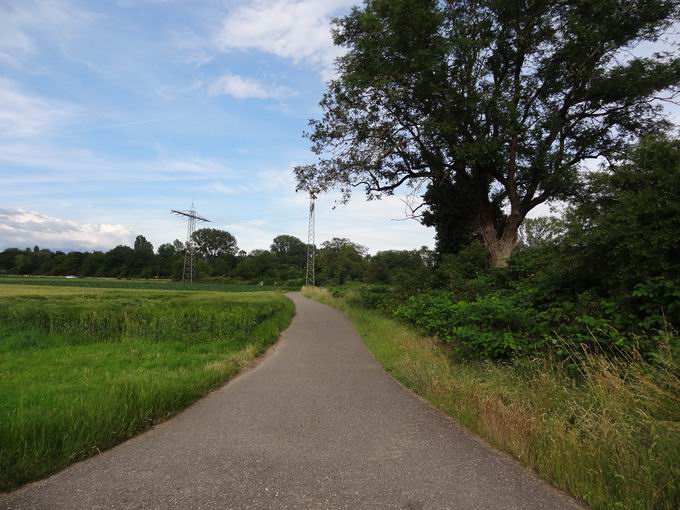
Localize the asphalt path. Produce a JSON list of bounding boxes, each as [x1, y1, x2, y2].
[[2, 293, 583, 509]]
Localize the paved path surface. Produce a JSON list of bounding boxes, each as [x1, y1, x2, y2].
[[2, 293, 583, 510]]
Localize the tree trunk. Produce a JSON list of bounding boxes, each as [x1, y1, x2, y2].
[[485, 234, 517, 268], [475, 169, 526, 268], [478, 196, 523, 268]]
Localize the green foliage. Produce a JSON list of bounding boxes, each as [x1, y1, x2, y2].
[[316, 237, 367, 284], [192, 228, 238, 259], [270, 234, 307, 268], [334, 282, 411, 315], [517, 217, 565, 249], [0, 231, 309, 287], [365, 248, 432, 289], [433, 241, 490, 296], [296, 0, 680, 266], [395, 292, 546, 359], [631, 278, 680, 329], [562, 136, 680, 292]]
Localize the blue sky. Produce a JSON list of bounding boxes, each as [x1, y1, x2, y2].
[[0, 0, 436, 253]]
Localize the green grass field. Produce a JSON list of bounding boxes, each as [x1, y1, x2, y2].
[[302, 287, 680, 510], [0, 275, 295, 293], [0, 284, 294, 491]]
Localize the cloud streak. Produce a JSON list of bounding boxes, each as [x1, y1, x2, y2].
[[0, 0, 91, 66], [0, 78, 77, 137]]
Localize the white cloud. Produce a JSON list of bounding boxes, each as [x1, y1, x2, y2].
[[0, 0, 89, 66], [0, 78, 77, 137], [0, 209, 133, 251], [208, 73, 292, 99], [216, 0, 355, 79]]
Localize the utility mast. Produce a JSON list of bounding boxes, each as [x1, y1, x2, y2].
[[305, 195, 316, 287], [171, 203, 210, 283]]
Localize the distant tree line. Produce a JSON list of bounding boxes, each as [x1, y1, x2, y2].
[[0, 228, 433, 287]]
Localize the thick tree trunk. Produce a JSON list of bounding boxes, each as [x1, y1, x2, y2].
[[477, 174, 524, 268], [477, 172, 526, 268], [479, 216, 520, 268], [484, 236, 515, 268]]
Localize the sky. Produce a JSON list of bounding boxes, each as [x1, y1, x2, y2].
[[0, 0, 438, 254], [0, 1, 677, 255]]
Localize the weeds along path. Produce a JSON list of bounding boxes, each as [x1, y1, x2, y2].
[[1, 293, 582, 510]]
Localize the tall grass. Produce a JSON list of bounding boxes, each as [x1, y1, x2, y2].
[[302, 286, 680, 510], [0, 285, 294, 491], [0, 275, 298, 292], [0, 291, 284, 343]]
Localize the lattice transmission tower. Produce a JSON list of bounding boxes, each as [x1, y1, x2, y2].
[[305, 195, 316, 287], [171, 203, 210, 283]]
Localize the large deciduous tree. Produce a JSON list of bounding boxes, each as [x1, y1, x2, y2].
[[270, 234, 307, 267], [295, 0, 680, 267], [192, 228, 238, 260], [317, 237, 367, 284]]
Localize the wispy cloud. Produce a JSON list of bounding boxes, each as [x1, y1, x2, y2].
[[208, 73, 292, 99], [0, 0, 90, 66], [0, 208, 133, 251], [216, 0, 354, 80], [0, 142, 235, 184], [57, 116, 183, 136], [0, 78, 77, 137]]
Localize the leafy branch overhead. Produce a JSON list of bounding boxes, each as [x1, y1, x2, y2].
[[295, 0, 680, 266]]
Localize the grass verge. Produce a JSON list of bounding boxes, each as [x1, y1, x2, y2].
[[302, 286, 680, 510], [0, 285, 294, 491]]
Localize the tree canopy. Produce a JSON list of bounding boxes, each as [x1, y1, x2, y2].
[[295, 0, 680, 266], [192, 228, 238, 260], [270, 234, 307, 267]]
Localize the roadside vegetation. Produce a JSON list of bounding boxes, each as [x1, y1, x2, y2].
[[303, 286, 679, 510], [0, 284, 294, 491]]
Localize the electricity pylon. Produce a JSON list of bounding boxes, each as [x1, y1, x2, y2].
[[305, 195, 316, 287], [171, 203, 210, 283]]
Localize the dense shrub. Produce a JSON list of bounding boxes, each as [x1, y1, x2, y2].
[[560, 137, 680, 294], [395, 292, 547, 358]]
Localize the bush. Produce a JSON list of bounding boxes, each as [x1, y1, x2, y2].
[[395, 292, 547, 359]]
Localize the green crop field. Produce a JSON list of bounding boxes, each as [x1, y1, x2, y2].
[[0, 284, 294, 491], [0, 275, 297, 293]]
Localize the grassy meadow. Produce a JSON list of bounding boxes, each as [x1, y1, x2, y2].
[[0, 283, 294, 491], [0, 275, 293, 293], [302, 287, 680, 510]]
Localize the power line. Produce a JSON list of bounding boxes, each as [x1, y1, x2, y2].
[[171, 203, 210, 283]]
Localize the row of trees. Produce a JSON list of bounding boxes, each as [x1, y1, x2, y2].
[[0, 230, 432, 287]]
